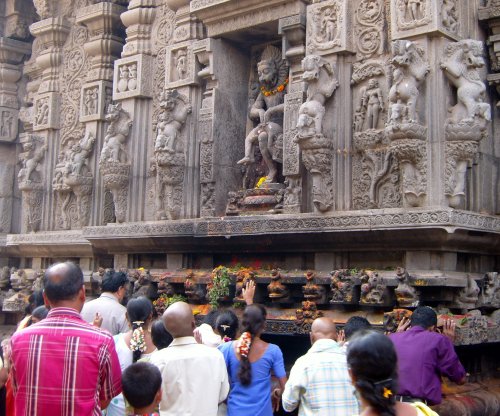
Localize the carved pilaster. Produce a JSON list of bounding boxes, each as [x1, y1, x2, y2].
[[121, 0, 158, 57], [0, 38, 31, 142], [76, 2, 126, 82]]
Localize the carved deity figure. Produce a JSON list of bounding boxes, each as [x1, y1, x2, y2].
[[66, 132, 95, 176], [36, 98, 49, 126], [297, 55, 338, 138], [118, 65, 130, 93], [267, 269, 289, 300], [321, 8, 338, 42], [394, 267, 419, 307], [0, 111, 14, 137], [406, 0, 423, 21], [155, 90, 192, 154], [455, 275, 480, 309], [360, 79, 384, 130], [100, 103, 132, 164], [237, 45, 288, 184], [175, 49, 188, 80], [388, 40, 430, 124], [442, 0, 458, 33], [360, 271, 386, 304], [441, 40, 491, 125], [330, 270, 356, 303], [18, 138, 47, 183]]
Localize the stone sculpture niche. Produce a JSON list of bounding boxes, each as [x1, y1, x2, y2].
[[394, 267, 419, 307], [441, 40, 491, 208], [99, 103, 132, 223], [18, 135, 47, 232], [152, 89, 192, 220], [53, 132, 96, 229], [386, 40, 429, 208], [237, 45, 288, 185], [294, 55, 338, 213]]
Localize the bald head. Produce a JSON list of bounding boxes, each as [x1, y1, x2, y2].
[[310, 317, 337, 344], [43, 262, 84, 309], [162, 301, 195, 338]]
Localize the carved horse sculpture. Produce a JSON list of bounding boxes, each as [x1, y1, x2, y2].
[[297, 55, 339, 138], [441, 40, 491, 123], [101, 103, 132, 164], [388, 40, 430, 124]]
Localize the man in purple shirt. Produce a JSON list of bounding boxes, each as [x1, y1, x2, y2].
[[389, 306, 466, 405]]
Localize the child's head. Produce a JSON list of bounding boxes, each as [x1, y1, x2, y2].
[[122, 362, 162, 414]]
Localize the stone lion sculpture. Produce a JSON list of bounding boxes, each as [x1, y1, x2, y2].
[[100, 103, 132, 164], [388, 40, 430, 124], [297, 55, 338, 138], [441, 40, 490, 124]]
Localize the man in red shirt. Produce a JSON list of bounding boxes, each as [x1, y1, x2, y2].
[[11, 262, 122, 416]]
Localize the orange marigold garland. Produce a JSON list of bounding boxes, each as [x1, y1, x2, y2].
[[260, 78, 289, 97]]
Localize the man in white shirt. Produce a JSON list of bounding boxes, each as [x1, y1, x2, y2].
[[81, 270, 129, 335], [282, 317, 359, 416], [150, 301, 229, 416]]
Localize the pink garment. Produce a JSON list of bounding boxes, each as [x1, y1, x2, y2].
[[11, 307, 122, 416]]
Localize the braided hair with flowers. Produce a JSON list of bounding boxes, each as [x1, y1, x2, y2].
[[237, 304, 267, 386], [126, 296, 153, 362]]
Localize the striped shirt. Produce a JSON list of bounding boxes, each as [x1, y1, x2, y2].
[[282, 338, 359, 416], [11, 307, 122, 416]]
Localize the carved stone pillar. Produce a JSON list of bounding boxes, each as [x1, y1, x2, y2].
[[76, 2, 127, 224], [279, 15, 306, 214]]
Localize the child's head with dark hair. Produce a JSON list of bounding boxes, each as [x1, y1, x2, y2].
[[151, 319, 173, 350], [122, 362, 162, 414], [216, 310, 239, 341], [347, 330, 398, 416], [31, 305, 49, 324], [203, 310, 220, 330], [344, 316, 372, 340]]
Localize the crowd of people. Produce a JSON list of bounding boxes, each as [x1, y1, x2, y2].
[[0, 262, 468, 416]]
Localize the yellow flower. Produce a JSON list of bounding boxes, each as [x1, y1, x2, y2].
[[383, 387, 392, 399], [255, 177, 267, 188]]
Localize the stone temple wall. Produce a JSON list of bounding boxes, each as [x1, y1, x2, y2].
[[0, 0, 499, 345]]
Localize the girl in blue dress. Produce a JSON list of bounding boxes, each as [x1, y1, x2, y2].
[[219, 304, 287, 416]]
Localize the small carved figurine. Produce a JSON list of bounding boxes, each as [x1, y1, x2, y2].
[[383, 308, 413, 333], [360, 270, 387, 304], [295, 300, 323, 334], [394, 267, 419, 307], [101, 103, 132, 164], [234, 269, 255, 302], [455, 275, 480, 310], [302, 271, 326, 302], [330, 269, 356, 303], [267, 269, 289, 300]]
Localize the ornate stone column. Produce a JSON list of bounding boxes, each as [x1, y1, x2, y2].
[[279, 15, 306, 214], [76, 2, 127, 224]]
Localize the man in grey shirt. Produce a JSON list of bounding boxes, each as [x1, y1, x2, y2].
[[81, 270, 129, 335]]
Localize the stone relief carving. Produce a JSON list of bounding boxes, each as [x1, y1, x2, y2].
[[441, 0, 459, 34], [441, 40, 491, 140], [454, 275, 480, 310], [53, 132, 95, 229], [480, 272, 500, 308], [295, 300, 323, 334], [175, 49, 188, 80], [0, 110, 15, 141], [18, 136, 47, 232], [386, 40, 429, 208], [83, 87, 98, 116], [237, 45, 288, 185], [294, 55, 338, 213], [35, 96, 50, 127], [360, 270, 387, 304], [395, 0, 431, 30], [354, 0, 384, 59], [441, 40, 490, 208], [152, 89, 192, 220], [267, 269, 289, 301], [394, 267, 419, 307], [99, 103, 132, 223], [330, 269, 357, 303], [302, 271, 326, 303]]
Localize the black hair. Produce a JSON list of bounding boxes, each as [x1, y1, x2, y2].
[[127, 296, 153, 362], [31, 305, 49, 322], [122, 362, 162, 410], [151, 319, 173, 350], [27, 290, 45, 313], [101, 270, 129, 293], [43, 262, 83, 302], [203, 310, 220, 330], [347, 330, 398, 416], [216, 310, 239, 341], [344, 316, 372, 340], [410, 306, 437, 329], [238, 304, 266, 386]]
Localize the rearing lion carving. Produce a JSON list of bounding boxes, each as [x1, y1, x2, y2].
[[388, 40, 430, 124], [100, 103, 132, 164], [441, 40, 491, 124], [297, 55, 338, 138]]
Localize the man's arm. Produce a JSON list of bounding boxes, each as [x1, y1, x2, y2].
[[98, 338, 122, 406], [437, 335, 466, 384], [281, 360, 304, 412]]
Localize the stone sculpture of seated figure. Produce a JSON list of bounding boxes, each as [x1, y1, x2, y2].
[[237, 45, 288, 184]]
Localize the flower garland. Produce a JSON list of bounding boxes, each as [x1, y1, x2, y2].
[[130, 322, 147, 353], [236, 331, 252, 358], [207, 266, 231, 309], [260, 78, 289, 97]]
